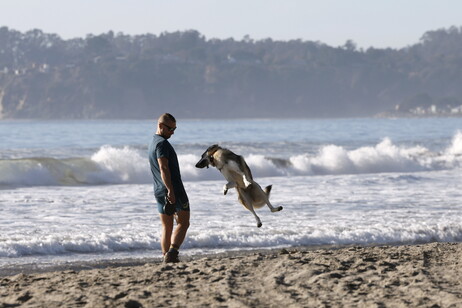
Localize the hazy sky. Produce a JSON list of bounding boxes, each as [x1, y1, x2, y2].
[[1, 0, 461, 49]]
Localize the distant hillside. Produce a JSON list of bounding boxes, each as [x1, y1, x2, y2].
[[0, 26, 462, 119]]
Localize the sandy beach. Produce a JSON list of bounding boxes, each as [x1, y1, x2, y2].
[[1, 242, 461, 307]]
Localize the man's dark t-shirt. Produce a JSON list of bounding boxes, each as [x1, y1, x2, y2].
[[148, 134, 188, 205]]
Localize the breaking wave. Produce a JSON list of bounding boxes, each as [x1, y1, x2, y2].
[[1, 221, 461, 259], [1, 132, 461, 188]]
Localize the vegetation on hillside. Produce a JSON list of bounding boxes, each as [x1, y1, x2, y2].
[[0, 26, 461, 119]]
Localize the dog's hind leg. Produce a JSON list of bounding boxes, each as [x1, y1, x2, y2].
[[239, 190, 263, 228], [249, 207, 263, 228], [263, 185, 283, 213], [244, 202, 263, 227], [266, 201, 283, 213]]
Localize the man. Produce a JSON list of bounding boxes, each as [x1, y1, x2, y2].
[[148, 113, 190, 263]]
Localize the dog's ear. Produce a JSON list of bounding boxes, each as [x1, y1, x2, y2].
[[207, 144, 220, 155], [207, 144, 219, 152]]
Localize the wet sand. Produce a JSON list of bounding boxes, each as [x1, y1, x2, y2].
[[1, 242, 461, 307]]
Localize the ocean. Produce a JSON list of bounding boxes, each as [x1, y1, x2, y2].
[[1, 117, 461, 271]]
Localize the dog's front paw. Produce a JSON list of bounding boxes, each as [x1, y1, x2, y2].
[[257, 222, 262, 228], [223, 185, 228, 195]]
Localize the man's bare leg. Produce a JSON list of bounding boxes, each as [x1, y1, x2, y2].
[[159, 214, 174, 255]]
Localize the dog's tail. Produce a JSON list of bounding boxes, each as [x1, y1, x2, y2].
[[264, 185, 272, 196]]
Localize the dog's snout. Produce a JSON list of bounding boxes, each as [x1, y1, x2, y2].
[[196, 150, 211, 169], [195, 157, 209, 168]]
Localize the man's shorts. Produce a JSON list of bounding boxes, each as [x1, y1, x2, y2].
[[155, 196, 190, 214]]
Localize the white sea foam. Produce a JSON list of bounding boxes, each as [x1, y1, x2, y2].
[[0, 230, 159, 258], [445, 130, 462, 155], [1, 169, 461, 266], [1, 119, 461, 269], [90, 145, 151, 184], [288, 138, 429, 175], [1, 133, 462, 188]]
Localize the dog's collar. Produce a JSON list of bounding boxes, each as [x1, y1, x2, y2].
[[209, 155, 223, 171]]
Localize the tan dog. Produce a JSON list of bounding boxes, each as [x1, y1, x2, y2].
[[195, 145, 283, 227]]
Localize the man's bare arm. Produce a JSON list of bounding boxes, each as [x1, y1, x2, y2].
[[158, 157, 176, 204]]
